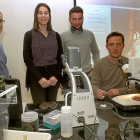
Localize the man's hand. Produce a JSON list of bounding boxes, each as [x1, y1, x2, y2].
[[106, 89, 119, 98], [88, 70, 93, 77], [38, 78, 50, 88], [49, 76, 58, 86], [96, 89, 106, 100]]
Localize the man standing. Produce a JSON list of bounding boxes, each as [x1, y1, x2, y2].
[[61, 6, 100, 78], [92, 31, 129, 100], [0, 12, 9, 78]]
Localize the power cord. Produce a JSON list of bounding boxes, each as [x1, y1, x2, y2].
[[72, 114, 100, 140], [112, 104, 140, 139], [93, 102, 101, 132], [95, 98, 137, 139]]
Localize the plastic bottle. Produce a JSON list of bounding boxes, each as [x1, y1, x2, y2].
[[61, 106, 73, 137]]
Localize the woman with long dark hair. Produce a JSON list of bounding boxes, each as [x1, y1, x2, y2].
[[23, 3, 63, 105]]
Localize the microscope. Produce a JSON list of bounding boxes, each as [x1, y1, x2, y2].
[[61, 46, 99, 127], [112, 57, 140, 110]]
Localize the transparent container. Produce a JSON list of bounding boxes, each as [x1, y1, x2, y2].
[[61, 106, 73, 138], [43, 109, 61, 130], [21, 111, 38, 132], [0, 98, 9, 140]]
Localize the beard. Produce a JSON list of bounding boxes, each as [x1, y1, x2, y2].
[[71, 24, 82, 30]]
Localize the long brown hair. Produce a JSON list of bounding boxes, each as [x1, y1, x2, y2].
[[33, 3, 52, 31]]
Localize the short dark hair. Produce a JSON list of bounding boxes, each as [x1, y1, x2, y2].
[[69, 6, 83, 18], [33, 3, 52, 31], [0, 12, 2, 15], [106, 31, 125, 45]]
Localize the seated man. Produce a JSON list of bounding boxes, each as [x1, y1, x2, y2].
[[92, 31, 129, 100]]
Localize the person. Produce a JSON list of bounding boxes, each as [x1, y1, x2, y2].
[[23, 3, 63, 104], [0, 12, 9, 78], [60, 6, 100, 78], [92, 31, 129, 100]]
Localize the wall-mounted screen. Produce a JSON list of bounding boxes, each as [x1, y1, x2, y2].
[[77, 0, 140, 58]]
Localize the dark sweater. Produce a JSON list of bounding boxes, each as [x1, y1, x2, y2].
[[92, 56, 129, 96], [31, 30, 58, 66], [60, 28, 100, 73], [23, 30, 63, 89]]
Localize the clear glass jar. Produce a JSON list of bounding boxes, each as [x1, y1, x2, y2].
[[21, 111, 38, 132]]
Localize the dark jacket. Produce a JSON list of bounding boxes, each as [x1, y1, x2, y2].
[[23, 30, 63, 90]]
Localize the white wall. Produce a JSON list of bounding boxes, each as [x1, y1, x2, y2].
[[0, 0, 74, 103]]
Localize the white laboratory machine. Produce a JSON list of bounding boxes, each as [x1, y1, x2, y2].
[[61, 47, 99, 127]]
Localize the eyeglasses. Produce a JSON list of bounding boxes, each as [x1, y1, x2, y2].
[[107, 43, 123, 47], [0, 19, 5, 24]]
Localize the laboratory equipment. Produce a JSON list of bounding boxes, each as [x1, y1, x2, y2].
[[112, 58, 140, 110], [61, 46, 99, 127], [21, 111, 38, 132], [43, 109, 61, 130], [0, 98, 9, 140], [0, 78, 23, 120], [3, 129, 51, 140], [61, 106, 73, 137]]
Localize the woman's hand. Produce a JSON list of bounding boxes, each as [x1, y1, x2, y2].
[[49, 76, 58, 86], [38, 78, 50, 88]]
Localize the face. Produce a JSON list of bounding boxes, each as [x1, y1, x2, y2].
[[0, 14, 3, 34], [69, 12, 83, 30], [37, 6, 49, 26], [106, 36, 124, 59]]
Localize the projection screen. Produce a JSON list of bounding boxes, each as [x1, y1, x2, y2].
[[77, 0, 140, 58]]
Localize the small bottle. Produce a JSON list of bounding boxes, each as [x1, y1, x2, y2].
[[61, 106, 73, 137]]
